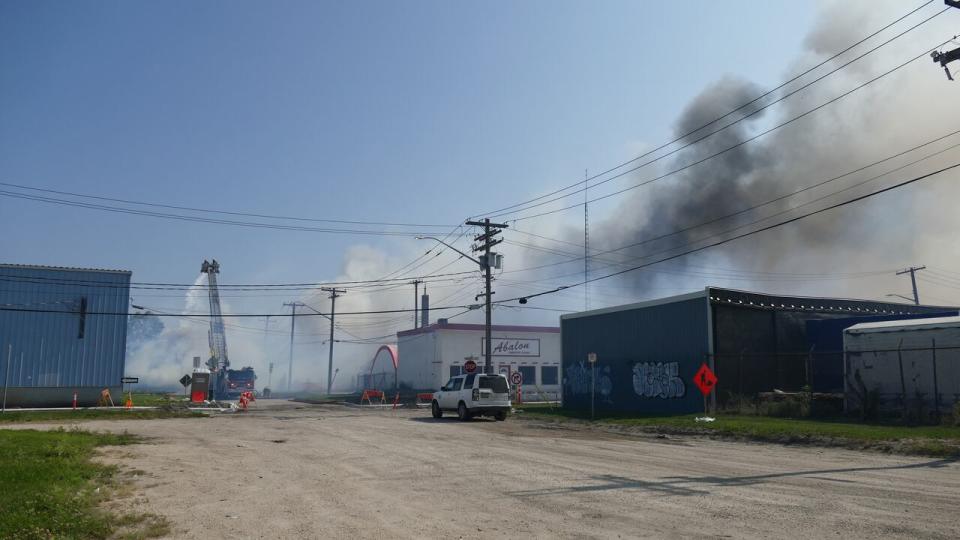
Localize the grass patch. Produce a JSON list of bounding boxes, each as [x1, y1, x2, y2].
[[522, 409, 960, 457], [0, 408, 204, 424], [0, 428, 170, 539], [129, 393, 185, 407]]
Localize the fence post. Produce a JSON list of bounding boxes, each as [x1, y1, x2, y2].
[[897, 339, 907, 423], [738, 350, 744, 414], [931, 338, 941, 423]]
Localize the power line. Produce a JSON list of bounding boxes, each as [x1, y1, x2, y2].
[[0, 189, 451, 237], [494, 161, 960, 305], [469, 1, 942, 219], [495, 28, 955, 222], [0, 181, 456, 229], [498, 130, 960, 274]]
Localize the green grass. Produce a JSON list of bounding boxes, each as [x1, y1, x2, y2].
[[520, 408, 960, 456], [0, 428, 169, 539], [128, 393, 185, 407], [0, 409, 204, 424]]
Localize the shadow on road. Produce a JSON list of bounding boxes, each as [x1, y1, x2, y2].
[[408, 416, 497, 423], [507, 458, 958, 498]]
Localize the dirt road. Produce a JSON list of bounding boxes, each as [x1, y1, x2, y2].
[[16, 399, 960, 539]]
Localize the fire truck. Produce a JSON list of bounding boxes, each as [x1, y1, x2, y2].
[[226, 367, 257, 398]]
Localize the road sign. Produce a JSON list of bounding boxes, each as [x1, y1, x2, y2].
[[510, 371, 523, 385], [463, 359, 477, 373], [121, 377, 139, 384], [693, 363, 718, 396], [179, 374, 192, 388], [587, 352, 597, 364]]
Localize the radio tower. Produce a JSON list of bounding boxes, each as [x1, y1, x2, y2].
[[201, 259, 230, 399]]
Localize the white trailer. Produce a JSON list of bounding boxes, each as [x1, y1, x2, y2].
[[844, 316, 960, 417]]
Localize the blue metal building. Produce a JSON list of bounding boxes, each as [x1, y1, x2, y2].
[[561, 287, 954, 415], [0, 263, 131, 407]]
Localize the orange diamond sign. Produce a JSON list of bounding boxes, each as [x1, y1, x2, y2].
[[693, 363, 718, 396]]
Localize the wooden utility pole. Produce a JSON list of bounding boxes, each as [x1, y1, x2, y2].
[[322, 288, 346, 395], [466, 218, 508, 374], [282, 302, 305, 392], [896, 266, 926, 305]]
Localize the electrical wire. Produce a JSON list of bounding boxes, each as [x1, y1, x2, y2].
[[492, 161, 960, 305], [495, 29, 955, 222], [470, 1, 942, 219]]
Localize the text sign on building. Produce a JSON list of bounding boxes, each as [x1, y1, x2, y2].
[[481, 337, 541, 357]]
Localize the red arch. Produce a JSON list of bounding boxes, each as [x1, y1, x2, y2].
[[370, 344, 398, 375]]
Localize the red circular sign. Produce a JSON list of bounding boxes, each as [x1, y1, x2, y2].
[[464, 359, 477, 373], [510, 371, 523, 385]]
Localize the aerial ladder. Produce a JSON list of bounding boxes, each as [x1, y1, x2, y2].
[[201, 259, 230, 400]]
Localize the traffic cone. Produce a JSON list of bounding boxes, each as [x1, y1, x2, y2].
[[124, 392, 133, 409]]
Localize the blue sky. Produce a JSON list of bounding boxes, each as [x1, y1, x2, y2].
[[0, 0, 814, 292]]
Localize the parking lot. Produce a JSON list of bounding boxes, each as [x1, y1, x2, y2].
[[25, 399, 960, 539]]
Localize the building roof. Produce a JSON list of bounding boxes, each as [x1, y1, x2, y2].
[[559, 286, 956, 320], [397, 321, 560, 338], [0, 263, 132, 275], [846, 316, 960, 333]]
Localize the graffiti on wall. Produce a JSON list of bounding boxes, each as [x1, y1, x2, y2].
[[563, 362, 613, 403], [632, 362, 685, 399]]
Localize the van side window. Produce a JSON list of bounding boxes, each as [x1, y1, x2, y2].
[[464, 373, 476, 388]]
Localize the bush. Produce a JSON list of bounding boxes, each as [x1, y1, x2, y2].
[[762, 399, 803, 418]]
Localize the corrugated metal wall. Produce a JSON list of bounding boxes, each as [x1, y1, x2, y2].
[[561, 294, 709, 415], [0, 264, 130, 405]]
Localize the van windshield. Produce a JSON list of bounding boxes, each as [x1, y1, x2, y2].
[[478, 376, 508, 393]]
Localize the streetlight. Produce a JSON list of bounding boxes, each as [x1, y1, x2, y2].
[[415, 236, 483, 266], [417, 234, 498, 374]]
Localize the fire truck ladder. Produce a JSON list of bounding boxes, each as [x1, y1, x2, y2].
[[201, 259, 230, 398]]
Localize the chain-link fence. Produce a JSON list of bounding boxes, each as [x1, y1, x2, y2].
[[708, 344, 959, 422]]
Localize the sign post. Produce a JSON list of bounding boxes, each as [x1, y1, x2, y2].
[[587, 353, 597, 420], [510, 371, 523, 403], [693, 363, 718, 416], [179, 374, 192, 397], [463, 358, 477, 374]]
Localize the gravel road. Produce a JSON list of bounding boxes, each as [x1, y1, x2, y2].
[[14, 399, 960, 539]]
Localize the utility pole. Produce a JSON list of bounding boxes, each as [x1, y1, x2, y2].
[[584, 168, 590, 312], [465, 218, 508, 374], [282, 302, 304, 392], [896, 266, 926, 305], [322, 288, 346, 395], [411, 279, 422, 329]]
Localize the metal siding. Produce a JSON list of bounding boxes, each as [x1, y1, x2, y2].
[[0, 265, 130, 405], [561, 297, 708, 414]]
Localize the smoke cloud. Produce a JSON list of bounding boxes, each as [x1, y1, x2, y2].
[[528, 0, 960, 305]]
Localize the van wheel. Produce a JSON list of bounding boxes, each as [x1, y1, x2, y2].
[[431, 401, 442, 419], [495, 411, 507, 421], [457, 402, 470, 421]]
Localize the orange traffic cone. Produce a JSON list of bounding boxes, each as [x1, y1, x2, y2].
[[124, 393, 133, 409]]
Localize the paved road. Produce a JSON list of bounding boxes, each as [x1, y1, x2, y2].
[[23, 400, 960, 539]]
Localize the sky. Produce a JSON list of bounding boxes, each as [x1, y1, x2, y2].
[[3, 1, 960, 388]]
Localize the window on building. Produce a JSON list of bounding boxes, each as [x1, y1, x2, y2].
[[449, 365, 461, 378], [518, 366, 536, 386], [541, 366, 559, 385]]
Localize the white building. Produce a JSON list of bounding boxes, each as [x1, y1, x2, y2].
[[397, 320, 561, 400]]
